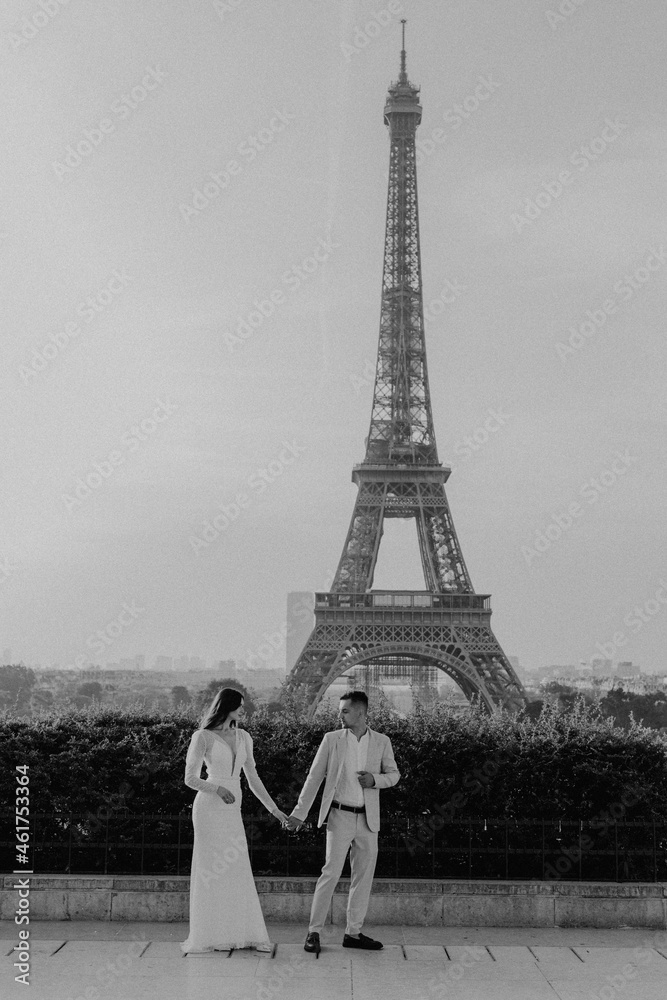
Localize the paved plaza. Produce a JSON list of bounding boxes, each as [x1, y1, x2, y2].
[[3, 921, 667, 999]]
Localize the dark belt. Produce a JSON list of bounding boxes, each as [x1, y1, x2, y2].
[[330, 800, 365, 814]]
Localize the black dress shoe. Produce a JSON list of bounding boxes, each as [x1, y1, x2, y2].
[[342, 932, 383, 950], [304, 931, 321, 955]]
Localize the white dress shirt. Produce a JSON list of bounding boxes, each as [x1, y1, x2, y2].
[[333, 728, 369, 807]]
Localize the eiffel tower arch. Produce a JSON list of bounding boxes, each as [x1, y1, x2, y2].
[[283, 24, 527, 719], [295, 641, 502, 713]]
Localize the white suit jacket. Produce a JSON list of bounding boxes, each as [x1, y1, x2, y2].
[[290, 727, 400, 833]]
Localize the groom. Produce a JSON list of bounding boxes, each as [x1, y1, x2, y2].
[[285, 690, 400, 953]]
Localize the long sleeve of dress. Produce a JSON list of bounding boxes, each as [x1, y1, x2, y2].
[[184, 729, 220, 795], [241, 732, 279, 816]]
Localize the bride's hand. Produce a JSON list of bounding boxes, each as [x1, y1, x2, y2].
[[216, 786, 235, 804], [274, 810, 288, 825]]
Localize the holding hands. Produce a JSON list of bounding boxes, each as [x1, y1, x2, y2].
[[216, 783, 289, 824], [216, 785, 235, 804], [280, 769, 375, 830]]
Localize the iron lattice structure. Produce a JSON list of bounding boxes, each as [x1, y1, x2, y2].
[[284, 28, 527, 718]]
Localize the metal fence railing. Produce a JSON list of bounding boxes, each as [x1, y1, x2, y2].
[[2, 812, 666, 881]]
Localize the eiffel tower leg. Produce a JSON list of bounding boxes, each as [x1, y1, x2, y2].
[[332, 490, 384, 593], [283, 623, 355, 714], [414, 508, 440, 592], [468, 652, 526, 714], [415, 483, 474, 592]]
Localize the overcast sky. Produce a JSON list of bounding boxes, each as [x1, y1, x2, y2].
[[1, 0, 666, 676]]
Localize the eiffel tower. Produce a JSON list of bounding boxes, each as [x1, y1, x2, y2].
[[284, 24, 527, 718]]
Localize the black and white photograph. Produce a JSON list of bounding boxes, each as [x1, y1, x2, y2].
[[2, 2, 667, 998]]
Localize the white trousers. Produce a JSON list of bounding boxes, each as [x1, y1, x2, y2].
[[308, 807, 378, 936]]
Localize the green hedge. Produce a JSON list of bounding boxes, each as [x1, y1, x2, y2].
[[2, 701, 666, 823]]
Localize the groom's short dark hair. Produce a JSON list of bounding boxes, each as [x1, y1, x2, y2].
[[340, 690, 368, 712]]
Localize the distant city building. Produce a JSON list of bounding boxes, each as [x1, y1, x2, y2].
[[118, 656, 142, 671], [286, 592, 315, 673], [236, 667, 285, 692], [211, 659, 237, 677], [617, 661, 641, 677], [138, 654, 209, 672], [591, 657, 613, 675], [548, 664, 578, 677], [532, 665, 564, 682], [542, 675, 591, 691]]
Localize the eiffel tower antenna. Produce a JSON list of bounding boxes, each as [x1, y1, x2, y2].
[[400, 19, 407, 82], [283, 27, 527, 718]]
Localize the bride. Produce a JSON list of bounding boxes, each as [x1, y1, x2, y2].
[[181, 687, 287, 953]]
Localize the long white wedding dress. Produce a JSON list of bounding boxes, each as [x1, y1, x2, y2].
[[181, 726, 279, 953]]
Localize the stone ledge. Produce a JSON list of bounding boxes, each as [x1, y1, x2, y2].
[[1, 876, 665, 927], [2, 876, 115, 890], [337, 879, 444, 895], [555, 897, 666, 929], [255, 878, 318, 894], [109, 878, 189, 893], [5, 875, 664, 897], [553, 882, 667, 898], [439, 881, 555, 896]]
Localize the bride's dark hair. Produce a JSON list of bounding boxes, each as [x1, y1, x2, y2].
[[200, 687, 244, 730]]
